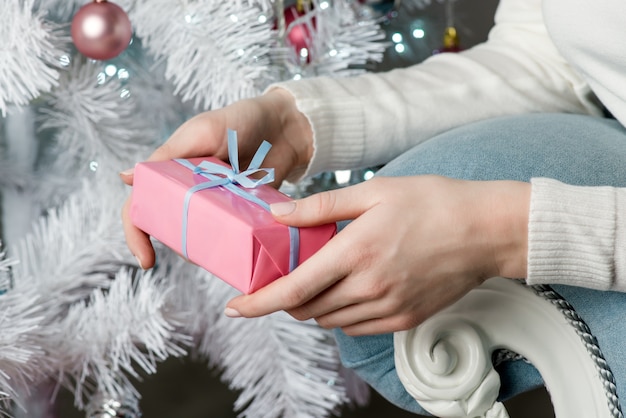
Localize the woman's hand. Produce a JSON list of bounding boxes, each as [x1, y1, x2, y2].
[[225, 176, 531, 336], [121, 88, 313, 269]]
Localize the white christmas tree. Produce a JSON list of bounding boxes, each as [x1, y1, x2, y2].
[[0, 0, 456, 416]]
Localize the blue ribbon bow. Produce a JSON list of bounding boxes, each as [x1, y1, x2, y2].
[[174, 129, 300, 273]]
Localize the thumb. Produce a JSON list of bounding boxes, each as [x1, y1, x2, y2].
[[119, 167, 135, 185], [270, 183, 373, 226]]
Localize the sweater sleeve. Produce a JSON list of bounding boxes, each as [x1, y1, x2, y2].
[[527, 178, 626, 291], [266, 0, 603, 181]]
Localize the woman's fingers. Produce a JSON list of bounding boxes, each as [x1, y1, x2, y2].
[[270, 179, 381, 226], [119, 168, 134, 185], [147, 114, 228, 162], [226, 183, 383, 317], [121, 198, 155, 269]]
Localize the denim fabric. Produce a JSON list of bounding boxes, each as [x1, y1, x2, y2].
[[332, 113, 626, 415]]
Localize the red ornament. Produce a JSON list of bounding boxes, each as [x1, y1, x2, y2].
[[283, 3, 316, 63], [71, 0, 132, 61]]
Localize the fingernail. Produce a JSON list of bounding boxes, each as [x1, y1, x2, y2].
[[270, 201, 296, 216], [224, 307, 242, 318], [119, 168, 134, 177], [135, 256, 146, 270]]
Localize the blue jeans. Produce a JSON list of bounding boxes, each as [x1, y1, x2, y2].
[[333, 113, 626, 415]]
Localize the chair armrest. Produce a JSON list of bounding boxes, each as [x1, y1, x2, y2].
[[394, 278, 615, 418]]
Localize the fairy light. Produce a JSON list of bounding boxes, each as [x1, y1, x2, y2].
[[412, 28, 425, 39], [334, 170, 351, 185], [59, 55, 71, 67], [104, 64, 117, 77], [391, 31, 407, 54], [117, 68, 129, 80]]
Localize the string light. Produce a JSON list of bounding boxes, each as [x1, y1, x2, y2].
[[391, 32, 406, 54], [117, 68, 129, 80], [59, 55, 71, 67], [412, 28, 425, 38], [104, 64, 117, 77], [334, 170, 351, 185]]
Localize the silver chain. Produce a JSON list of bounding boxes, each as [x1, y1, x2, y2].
[[492, 284, 622, 418], [532, 284, 623, 418]]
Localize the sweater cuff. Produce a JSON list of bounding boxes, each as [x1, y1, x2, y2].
[[265, 78, 366, 181], [527, 178, 622, 291]]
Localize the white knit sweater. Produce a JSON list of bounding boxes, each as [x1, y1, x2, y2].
[[270, 0, 626, 291]]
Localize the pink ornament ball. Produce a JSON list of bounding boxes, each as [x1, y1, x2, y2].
[[71, 0, 132, 61], [283, 5, 316, 62]]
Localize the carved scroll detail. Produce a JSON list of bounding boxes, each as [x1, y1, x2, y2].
[[394, 278, 614, 418]]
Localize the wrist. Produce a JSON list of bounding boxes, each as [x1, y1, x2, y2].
[[485, 181, 531, 279], [261, 88, 314, 171]]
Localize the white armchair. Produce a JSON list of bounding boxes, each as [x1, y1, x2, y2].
[[394, 278, 622, 418]]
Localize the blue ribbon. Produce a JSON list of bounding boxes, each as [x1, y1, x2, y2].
[[174, 129, 300, 273]]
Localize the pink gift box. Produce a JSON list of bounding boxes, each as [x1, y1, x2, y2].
[[130, 157, 336, 294]]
